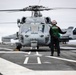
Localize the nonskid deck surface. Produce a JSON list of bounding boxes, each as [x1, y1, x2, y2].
[[0, 43, 76, 75]]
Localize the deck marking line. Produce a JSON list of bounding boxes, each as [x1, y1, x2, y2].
[[24, 51, 31, 64], [46, 56, 76, 63], [37, 57, 41, 64], [36, 51, 41, 64]]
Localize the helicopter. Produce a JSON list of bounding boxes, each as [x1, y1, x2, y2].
[[1, 5, 76, 50], [1, 5, 52, 50]]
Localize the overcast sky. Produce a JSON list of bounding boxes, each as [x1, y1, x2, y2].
[[0, 0, 76, 42]]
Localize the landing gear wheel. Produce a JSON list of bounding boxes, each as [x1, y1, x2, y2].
[[15, 43, 22, 51], [37, 46, 39, 49]]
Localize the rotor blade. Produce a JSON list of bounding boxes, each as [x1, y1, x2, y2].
[[0, 6, 38, 12], [0, 8, 29, 12], [0, 22, 16, 24], [0, 9, 22, 12], [49, 7, 76, 10], [0, 6, 76, 12]]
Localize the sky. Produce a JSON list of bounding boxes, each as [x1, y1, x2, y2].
[[0, 0, 76, 42]]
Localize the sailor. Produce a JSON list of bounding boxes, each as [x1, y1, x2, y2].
[[49, 20, 66, 56]]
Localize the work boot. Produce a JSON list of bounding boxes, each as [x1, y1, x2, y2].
[[50, 54, 53, 56]]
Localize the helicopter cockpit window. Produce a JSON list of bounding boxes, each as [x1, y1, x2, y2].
[[20, 24, 31, 33], [26, 18, 45, 24], [20, 22, 47, 33], [20, 17, 46, 33], [34, 18, 45, 24], [26, 18, 34, 24]]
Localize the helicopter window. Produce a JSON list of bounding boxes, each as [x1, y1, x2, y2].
[[20, 23, 46, 33], [45, 17, 51, 24], [31, 24, 45, 32], [20, 24, 31, 33], [21, 17, 26, 24], [38, 24, 45, 33], [41, 24, 45, 32], [26, 18, 45, 24], [73, 28, 76, 35], [38, 25, 42, 32], [34, 18, 45, 23], [31, 24, 39, 32], [26, 18, 34, 23]]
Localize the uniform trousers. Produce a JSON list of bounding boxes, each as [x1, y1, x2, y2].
[[50, 37, 60, 55]]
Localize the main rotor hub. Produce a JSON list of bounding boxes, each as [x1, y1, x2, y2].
[[23, 5, 50, 17]]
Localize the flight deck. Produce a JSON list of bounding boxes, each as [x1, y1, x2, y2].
[[0, 43, 76, 75]]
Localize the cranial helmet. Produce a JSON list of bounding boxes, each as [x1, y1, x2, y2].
[[51, 20, 57, 25]]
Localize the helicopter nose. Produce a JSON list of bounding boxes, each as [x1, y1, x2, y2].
[[30, 33, 38, 40]]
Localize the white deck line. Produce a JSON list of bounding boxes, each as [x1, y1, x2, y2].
[[36, 51, 41, 64], [24, 51, 31, 64], [46, 56, 76, 63], [0, 51, 29, 53], [37, 57, 41, 64], [60, 47, 76, 49], [23, 57, 29, 64]]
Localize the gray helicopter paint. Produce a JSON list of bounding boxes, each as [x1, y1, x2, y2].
[[18, 17, 51, 46]]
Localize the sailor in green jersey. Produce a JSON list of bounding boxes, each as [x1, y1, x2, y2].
[[49, 20, 66, 56]]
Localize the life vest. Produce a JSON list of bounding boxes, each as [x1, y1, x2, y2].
[[51, 26, 60, 38]]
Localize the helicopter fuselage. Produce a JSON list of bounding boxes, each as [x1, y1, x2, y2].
[[18, 17, 51, 48]]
